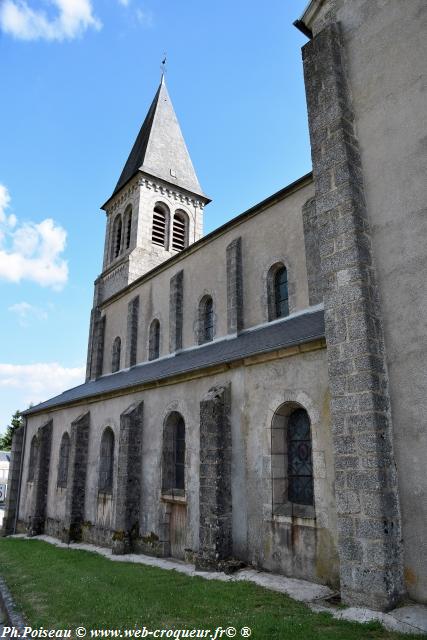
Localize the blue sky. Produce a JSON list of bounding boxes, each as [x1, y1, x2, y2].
[[0, 0, 310, 433]]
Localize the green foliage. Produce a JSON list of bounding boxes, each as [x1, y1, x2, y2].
[[0, 409, 23, 451], [0, 538, 419, 640]]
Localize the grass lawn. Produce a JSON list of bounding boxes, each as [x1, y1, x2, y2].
[[0, 538, 420, 640]]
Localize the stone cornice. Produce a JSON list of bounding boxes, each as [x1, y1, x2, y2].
[[104, 173, 207, 216]]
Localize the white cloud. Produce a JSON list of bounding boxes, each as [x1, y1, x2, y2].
[[0, 184, 68, 290], [8, 301, 49, 326], [0, 0, 101, 41], [118, 0, 130, 6], [0, 184, 15, 228], [0, 362, 85, 408], [135, 8, 153, 27]]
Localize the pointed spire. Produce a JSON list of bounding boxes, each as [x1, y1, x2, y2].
[[110, 78, 207, 201]]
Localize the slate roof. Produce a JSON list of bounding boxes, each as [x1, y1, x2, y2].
[[23, 308, 325, 417], [108, 77, 208, 204]]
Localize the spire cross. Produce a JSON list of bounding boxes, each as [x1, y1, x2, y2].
[[160, 54, 167, 80]]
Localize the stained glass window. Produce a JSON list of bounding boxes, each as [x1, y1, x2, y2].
[[174, 416, 185, 491], [287, 408, 313, 505], [274, 266, 289, 318], [202, 297, 214, 343], [57, 433, 70, 488], [99, 428, 114, 494]]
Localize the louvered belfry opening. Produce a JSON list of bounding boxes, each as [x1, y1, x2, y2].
[[172, 211, 187, 251], [112, 215, 122, 260], [124, 206, 132, 249], [152, 204, 168, 247]]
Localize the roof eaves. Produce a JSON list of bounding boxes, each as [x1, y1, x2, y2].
[[22, 307, 324, 417], [295, 0, 324, 34]]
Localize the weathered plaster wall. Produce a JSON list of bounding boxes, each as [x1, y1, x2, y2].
[[307, 0, 427, 604], [18, 344, 336, 585], [99, 179, 314, 374]]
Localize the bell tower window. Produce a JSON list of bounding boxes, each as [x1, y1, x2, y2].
[[111, 215, 122, 260], [152, 203, 169, 248], [172, 210, 188, 251], [124, 206, 132, 250]]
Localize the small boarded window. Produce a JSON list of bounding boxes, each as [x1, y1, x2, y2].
[[57, 432, 70, 488], [111, 336, 121, 373], [152, 204, 168, 248], [148, 319, 160, 361], [28, 435, 39, 482], [99, 427, 114, 494], [199, 296, 214, 344], [172, 211, 187, 251], [287, 408, 313, 506]]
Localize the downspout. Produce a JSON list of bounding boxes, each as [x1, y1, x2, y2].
[[13, 416, 27, 534]]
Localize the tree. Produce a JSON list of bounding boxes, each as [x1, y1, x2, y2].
[[0, 410, 23, 451]]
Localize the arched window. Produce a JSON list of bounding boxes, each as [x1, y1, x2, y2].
[[124, 205, 132, 250], [287, 409, 313, 505], [148, 319, 160, 361], [199, 295, 214, 344], [111, 215, 122, 260], [162, 412, 186, 495], [99, 427, 115, 494], [111, 336, 121, 373], [27, 435, 39, 482], [267, 263, 289, 321], [172, 210, 188, 251], [271, 404, 314, 516], [152, 203, 169, 248], [57, 432, 70, 488]]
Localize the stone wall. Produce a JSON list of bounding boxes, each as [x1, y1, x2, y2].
[[126, 296, 139, 368], [112, 401, 144, 554], [1, 425, 25, 536], [226, 238, 243, 334], [303, 0, 427, 604], [302, 21, 403, 610], [97, 178, 314, 375], [28, 421, 53, 536], [62, 412, 90, 543], [302, 197, 323, 305], [169, 270, 184, 352], [196, 385, 232, 570]]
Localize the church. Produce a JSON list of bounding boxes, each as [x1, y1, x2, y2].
[[3, 0, 426, 612]]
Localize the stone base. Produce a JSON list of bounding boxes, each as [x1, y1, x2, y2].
[[80, 523, 114, 548], [132, 536, 169, 558], [195, 556, 220, 572], [27, 515, 45, 537], [112, 532, 131, 555]]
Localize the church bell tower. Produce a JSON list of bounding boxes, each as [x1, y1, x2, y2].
[[86, 76, 210, 380], [99, 75, 210, 301]]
